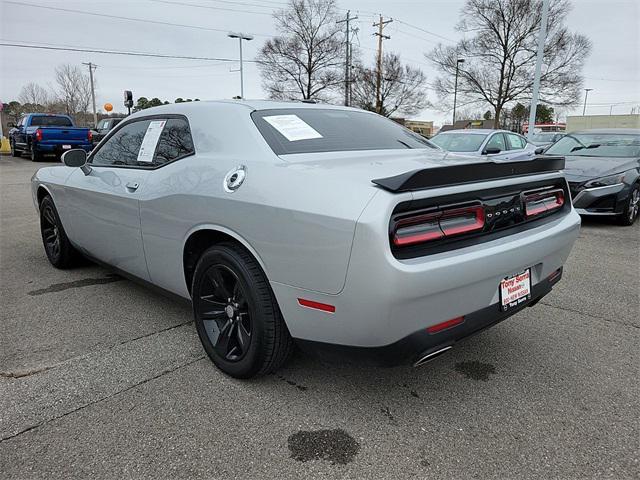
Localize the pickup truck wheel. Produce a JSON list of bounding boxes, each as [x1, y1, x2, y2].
[[39, 196, 80, 269], [30, 146, 43, 162], [10, 140, 21, 157], [192, 243, 293, 379]]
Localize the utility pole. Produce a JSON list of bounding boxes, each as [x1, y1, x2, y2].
[[452, 58, 465, 125], [82, 62, 97, 127], [526, 0, 549, 142], [583, 88, 593, 116], [373, 15, 392, 114], [337, 10, 357, 106]]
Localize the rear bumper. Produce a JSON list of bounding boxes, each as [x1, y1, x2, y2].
[[272, 205, 581, 350], [296, 270, 561, 366], [35, 142, 93, 154]]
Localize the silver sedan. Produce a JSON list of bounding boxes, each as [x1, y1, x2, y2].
[[430, 129, 541, 161], [31, 100, 580, 378]]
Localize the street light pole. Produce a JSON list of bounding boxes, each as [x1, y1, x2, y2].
[[228, 32, 254, 99], [583, 88, 593, 116], [452, 58, 465, 125]]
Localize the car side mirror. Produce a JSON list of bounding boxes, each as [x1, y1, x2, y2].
[[61, 149, 91, 175], [534, 147, 545, 155], [483, 147, 501, 155]]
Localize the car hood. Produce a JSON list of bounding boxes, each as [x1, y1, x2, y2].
[[561, 155, 639, 181]]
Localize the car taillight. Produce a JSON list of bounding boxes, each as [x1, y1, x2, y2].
[[35, 128, 43, 142], [87, 130, 93, 142], [523, 189, 564, 218], [393, 204, 485, 247]]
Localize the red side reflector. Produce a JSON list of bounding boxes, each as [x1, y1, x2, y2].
[[297, 298, 336, 313], [426, 316, 465, 334]]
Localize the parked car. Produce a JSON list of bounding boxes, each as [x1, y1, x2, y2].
[[544, 129, 640, 225], [91, 117, 125, 145], [430, 129, 541, 160], [530, 132, 565, 147], [31, 100, 580, 378], [9, 113, 93, 161]]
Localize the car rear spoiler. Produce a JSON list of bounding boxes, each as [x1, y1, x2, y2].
[[371, 156, 565, 193]]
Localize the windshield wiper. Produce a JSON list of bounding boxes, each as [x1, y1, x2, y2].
[[397, 140, 413, 149], [570, 143, 601, 152]]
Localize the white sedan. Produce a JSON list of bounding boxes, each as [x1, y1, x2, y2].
[[430, 129, 541, 161]]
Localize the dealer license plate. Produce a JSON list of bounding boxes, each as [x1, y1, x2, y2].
[[62, 145, 72, 150], [500, 269, 531, 311]]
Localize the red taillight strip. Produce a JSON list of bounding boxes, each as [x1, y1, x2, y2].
[[426, 316, 465, 334], [297, 298, 336, 313], [392, 204, 484, 247], [35, 128, 43, 142], [524, 189, 564, 218], [439, 205, 485, 236]]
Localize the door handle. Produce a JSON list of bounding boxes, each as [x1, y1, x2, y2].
[[125, 181, 139, 192]]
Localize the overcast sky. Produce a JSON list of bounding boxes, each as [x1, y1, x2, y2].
[[1, 0, 638, 125]]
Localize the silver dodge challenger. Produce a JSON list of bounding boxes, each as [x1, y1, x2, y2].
[[31, 100, 581, 378]]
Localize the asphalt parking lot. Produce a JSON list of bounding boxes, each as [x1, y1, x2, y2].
[[1, 155, 638, 479]]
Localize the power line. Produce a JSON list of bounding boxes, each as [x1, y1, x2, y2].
[[150, 0, 273, 16], [0, 41, 254, 63], [5, 1, 273, 36], [393, 19, 455, 43]]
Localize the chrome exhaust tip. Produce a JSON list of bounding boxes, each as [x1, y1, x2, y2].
[[413, 345, 452, 367]]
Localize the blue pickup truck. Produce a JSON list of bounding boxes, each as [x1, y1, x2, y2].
[[9, 113, 93, 161]]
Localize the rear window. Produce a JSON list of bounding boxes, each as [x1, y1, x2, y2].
[[252, 108, 436, 155], [29, 116, 73, 127], [430, 132, 487, 152]]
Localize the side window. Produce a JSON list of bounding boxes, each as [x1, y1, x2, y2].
[[91, 120, 152, 166], [485, 133, 506, 152], [506, 133, 526, 150], [153, 118, 195, 166]]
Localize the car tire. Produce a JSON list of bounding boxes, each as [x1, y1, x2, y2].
[[39, 195, 81, 268], [30, 145, 42, 162], [10, 140, 21, 157], [192, 243, 293, 378], [617, 184, 639, 226]]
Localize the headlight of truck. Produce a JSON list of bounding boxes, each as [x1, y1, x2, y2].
[[584, 173, 626, 189]]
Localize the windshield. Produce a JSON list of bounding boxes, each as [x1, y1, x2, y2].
[[252, 109, 437, 155], [545, 133, 640, 158], [30, 115, 73, 127], [430, 132, 487, 152]]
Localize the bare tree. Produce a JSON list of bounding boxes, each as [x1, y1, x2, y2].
[[428, 0, 591, 128], [18, 82, 51, 109], [256, 0, 344, 100], [53, 64, 93, 117], [351, 52, 429, 117]]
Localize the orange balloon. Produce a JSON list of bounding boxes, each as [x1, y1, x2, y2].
[[104, 103, 113, 112]]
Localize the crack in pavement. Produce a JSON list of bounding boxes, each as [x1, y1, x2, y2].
[[0, 320, 195, 380], [0, 356, 206, 443], [540, 301, 639, 330]]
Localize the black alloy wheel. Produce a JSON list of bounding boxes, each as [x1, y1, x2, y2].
[[39, 196, 80, 268], [192, 243, 293, 378], [197, 264, 252, 362]]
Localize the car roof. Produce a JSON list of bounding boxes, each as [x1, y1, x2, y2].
[[570, 128, 640, 135], [126, 99, 367, 118], [437, 129, 510, 135]]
